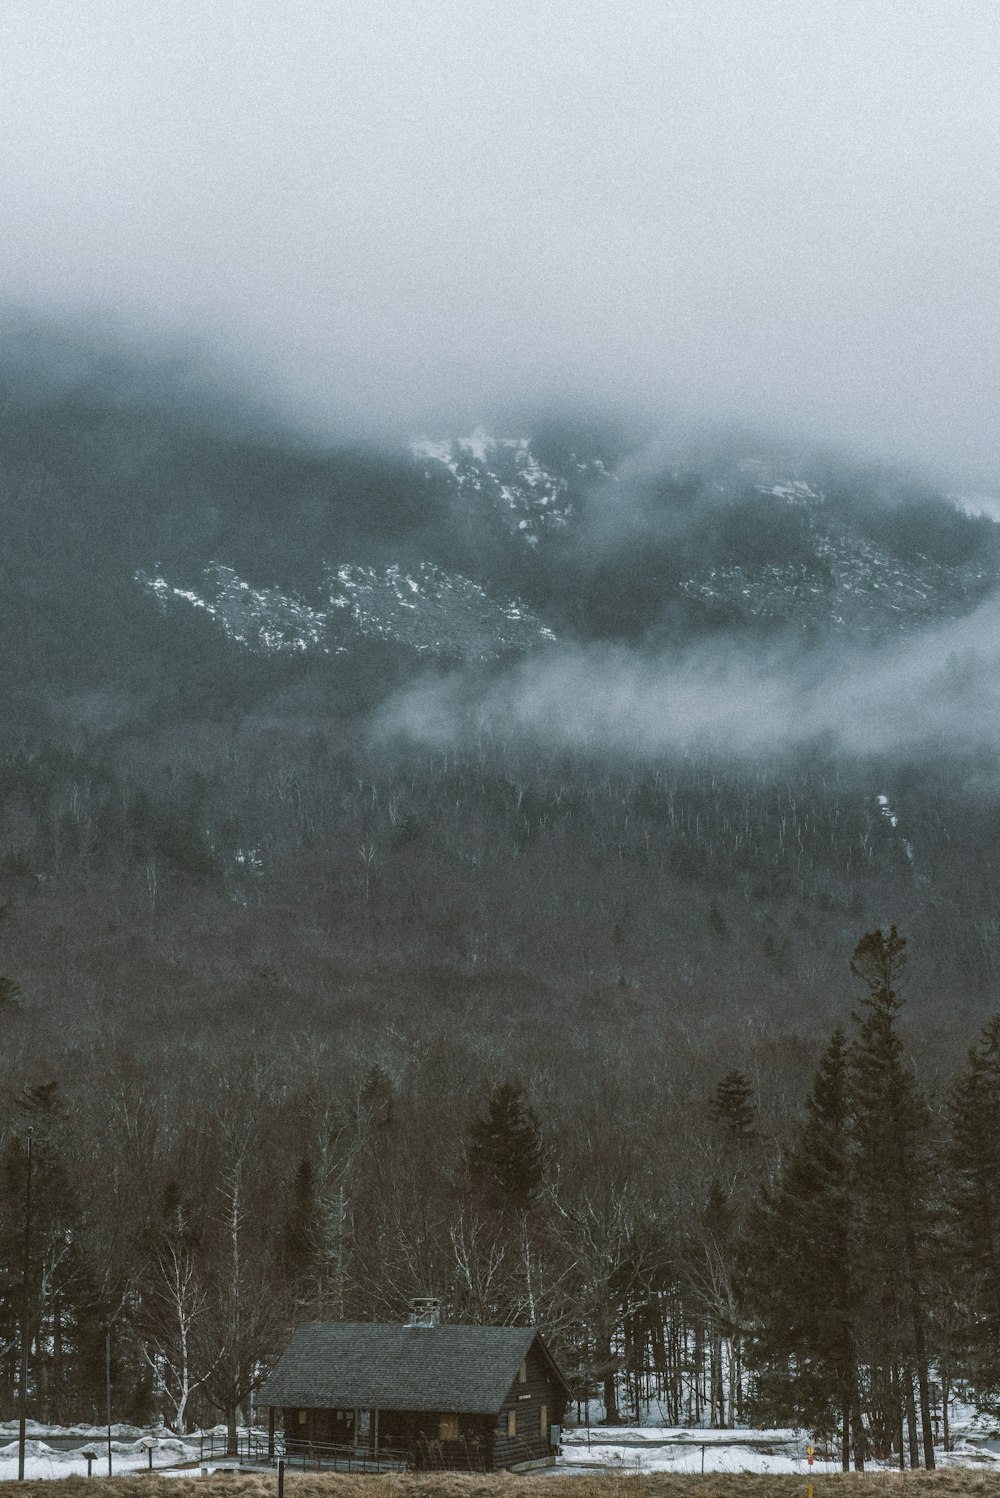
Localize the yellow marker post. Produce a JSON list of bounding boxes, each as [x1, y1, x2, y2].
[[806, 1442, 814, 1497]]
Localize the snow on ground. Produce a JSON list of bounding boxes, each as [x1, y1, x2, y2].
[[5, 1418, 1000, 1481], [558, 1418, 1000, 1476], [0, 1423, 203, 1482], [559, 1426, 835, 1477]]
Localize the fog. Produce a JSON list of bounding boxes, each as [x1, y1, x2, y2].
[[2, 1, 999, 480], [375, 597, 1000, 767]]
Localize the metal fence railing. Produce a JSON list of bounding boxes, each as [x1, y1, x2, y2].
[[198, 1429, 412, 1473]]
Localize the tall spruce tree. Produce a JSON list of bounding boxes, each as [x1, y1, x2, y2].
[[710, 1071, 757, 1144], [948, 1012, 1000, 1407], [849, 927, 937, 1470], [742, 1029, 863, 1468], [466, 1081, 544, 1213]]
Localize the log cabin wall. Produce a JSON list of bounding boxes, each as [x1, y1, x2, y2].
[[283, 1407, 352, 1451], [282, 1406, 494, 1467], [411, 1412, 493, 1470], [490, 1343, 563, 1468]]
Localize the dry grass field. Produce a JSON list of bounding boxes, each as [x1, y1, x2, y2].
[[3, 1472, 1000, 1498]]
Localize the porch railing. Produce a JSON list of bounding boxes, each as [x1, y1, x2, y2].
[[199, 1428, 412, 1472]]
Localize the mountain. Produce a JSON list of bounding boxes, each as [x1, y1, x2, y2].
[[5, 334, 1000, 1136], [119, 419, 1000, 683], [3, 328, 997, 733]]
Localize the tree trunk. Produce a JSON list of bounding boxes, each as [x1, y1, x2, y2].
[[916, 1363, 936, 1468], [851, 1396, 866, 1472], [905, 1368, 919, 1469], [841, 1399, 850, 1472], [602, 1367, 619, 1425], [908, 1262, 936, 1469], [226, 1404, 238, 1457]]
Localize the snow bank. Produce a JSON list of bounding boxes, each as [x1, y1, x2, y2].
[[0, 1426, 203, 1482]]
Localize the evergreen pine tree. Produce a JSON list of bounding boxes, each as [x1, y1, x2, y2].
[[742, 1029, 863, 1468], [0, 1081, 99, 1420], [849, 927, 937, 1470], [710, 1071, 757, 1143], [466, 1081, 544, 1213], [947, 1012, 1000, 1407]]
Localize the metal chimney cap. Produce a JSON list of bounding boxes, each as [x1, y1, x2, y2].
[[407, 1296, 441, 1326]]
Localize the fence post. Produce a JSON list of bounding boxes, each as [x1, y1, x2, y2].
[[277, 1457, 285, 1498]]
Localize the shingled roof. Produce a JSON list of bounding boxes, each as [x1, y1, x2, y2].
[[257, 1321, 569, 1415]]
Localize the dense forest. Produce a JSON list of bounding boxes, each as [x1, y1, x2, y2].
[[3, 329, 1000, 1471], [3, 733, 1000, 1471]]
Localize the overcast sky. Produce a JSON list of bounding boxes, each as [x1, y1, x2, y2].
[[2, 1, 998, 478]]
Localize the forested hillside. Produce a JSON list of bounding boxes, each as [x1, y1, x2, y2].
[[3, 331, 1000, 1465]]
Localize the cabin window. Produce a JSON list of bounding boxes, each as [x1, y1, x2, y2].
[[439, 1415, 459, 1442], [518, 1360, 527, 1384], [539, 1404, 548, 1438], [297, 1410, 308, 1425], [507, 1411, 516, 1438]]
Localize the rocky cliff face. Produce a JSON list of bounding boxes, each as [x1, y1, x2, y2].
[[135, 431, 998, 663]]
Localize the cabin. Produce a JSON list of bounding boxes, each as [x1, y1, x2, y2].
[[257, 1305, 571, 1472]]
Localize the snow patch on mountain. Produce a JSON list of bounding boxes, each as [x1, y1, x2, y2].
[[327, 561, 555, 657], [137, 560, 554, 661], [877, 793, 915, 864], [137, 564, 327, 652], [679, 475, 994, 635], [760, 480, 823, 505], [412, 427, 574, 544]]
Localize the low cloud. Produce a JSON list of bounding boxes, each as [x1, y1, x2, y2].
[[374, 596, 1000, 766], [2, 4, 1000, 480]]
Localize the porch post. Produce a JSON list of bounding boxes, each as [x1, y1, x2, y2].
[[268, 1407, 275, 1459], [373, 1408, 379, 1457]]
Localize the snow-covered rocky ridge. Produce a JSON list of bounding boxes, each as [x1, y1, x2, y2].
[[133, 438, 999, 665], [137, 560, 554, 660], [412, 426, 590, 545], [328, 561, 554, 656], [135, 427, 577, 659], [679, 470, 997, 635]]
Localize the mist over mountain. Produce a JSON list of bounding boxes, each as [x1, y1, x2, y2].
[[1, 330, 999, 1051], [3, 327, 998, 768]]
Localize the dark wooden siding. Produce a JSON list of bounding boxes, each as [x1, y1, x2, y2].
[[490, 1339, 565, 1468], [282, 1406, 356, 1452], [282, 1406, 493, 1468]]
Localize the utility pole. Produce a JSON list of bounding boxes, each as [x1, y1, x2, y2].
[[17, 1126, 34, 1483], [106, 1332, 113, 1476]]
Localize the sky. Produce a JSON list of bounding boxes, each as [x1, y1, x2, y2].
[[2, 1, 999, 479]]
